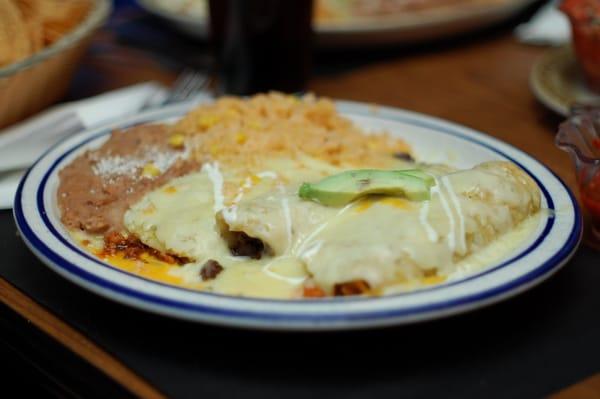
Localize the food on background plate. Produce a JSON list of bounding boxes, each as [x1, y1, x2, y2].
[[315, 0, 509, 21], [58, 93, 542, 299], [148, 0, 207, 19], [147, 0, 514, 25], [561, 0, 600, 93], [0, 0, 92, 68]]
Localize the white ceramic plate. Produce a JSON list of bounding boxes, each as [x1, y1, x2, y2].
[[14, 100, 581, 330], [136, 0, 538, 47], [530, 46, 600, 117]]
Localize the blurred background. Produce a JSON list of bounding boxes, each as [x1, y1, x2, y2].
[[3, 1, 600, 398], [0, 0, 573, 107], [58, 0, 562, 99], [3, 0, 599, 236]]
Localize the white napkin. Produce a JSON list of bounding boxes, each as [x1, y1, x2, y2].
[[0, 82, 168, 210], [514, 0, 571, 46]]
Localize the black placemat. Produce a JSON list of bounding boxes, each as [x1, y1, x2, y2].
[[1, 210, 599, 399]]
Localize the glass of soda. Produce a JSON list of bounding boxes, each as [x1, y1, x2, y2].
[[209, 0, 314, 95]]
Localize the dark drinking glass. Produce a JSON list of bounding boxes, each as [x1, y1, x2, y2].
[[209, 0, 314, 95]]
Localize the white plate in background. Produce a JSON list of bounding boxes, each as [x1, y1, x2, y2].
[[136, 0, 539, 47]]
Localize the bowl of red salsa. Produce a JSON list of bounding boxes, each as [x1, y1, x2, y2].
[[557, 106, 600, 247], [560, 0, 600, 93]]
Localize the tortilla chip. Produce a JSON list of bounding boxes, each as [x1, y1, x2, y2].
[[25, 18, 44, 52], [13, 0, 45, 52], [0, 1, 31, 67], [36, 0, 92, 45], [0, 0, 92, 67], [12, 0, 38, 19]]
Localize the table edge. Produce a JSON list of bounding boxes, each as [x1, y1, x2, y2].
[[0, 277, 165, 399]]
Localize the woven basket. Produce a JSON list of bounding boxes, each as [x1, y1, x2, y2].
[[0, 0, 111, 129]]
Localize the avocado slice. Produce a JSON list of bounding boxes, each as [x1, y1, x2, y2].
[[298, 169, 434, 207], [391, 169, 435, 185]]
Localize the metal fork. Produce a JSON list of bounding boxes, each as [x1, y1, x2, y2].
[[139, 69, 211, 110], [163, 69, 211, 104]]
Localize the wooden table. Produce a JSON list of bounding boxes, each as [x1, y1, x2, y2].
[[313, 39, 570, 187], [1, 2, 599, 398]]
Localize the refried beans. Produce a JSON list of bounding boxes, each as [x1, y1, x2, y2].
[[58, 124, 199, 234]]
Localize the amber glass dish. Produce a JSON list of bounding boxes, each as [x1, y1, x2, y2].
[[557, 106, 600, 246]]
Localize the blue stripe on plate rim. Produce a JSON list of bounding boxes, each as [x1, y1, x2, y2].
[[13, 101, 582, 326], [33, 123, 557, 299]]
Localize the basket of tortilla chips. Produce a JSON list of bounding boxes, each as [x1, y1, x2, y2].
[[0, 0, 111, 129]]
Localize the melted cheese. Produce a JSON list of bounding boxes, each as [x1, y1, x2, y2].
[[220, 161, 541, 293], [107, 157, 542, 299], [99, 252, 184, 285], [381, 212, 542, 295]]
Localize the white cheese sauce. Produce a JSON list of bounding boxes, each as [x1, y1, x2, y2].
[[121, 159, 542, 299]]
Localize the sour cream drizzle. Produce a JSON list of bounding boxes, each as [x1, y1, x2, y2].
[[235, 177, 253, 202], [419, 201, 439, 242], [262, 258, 306, 285], [278, 185, 293, 251], [300, 240, 323, 259], [442, 176, 467, 254], [256, 171, 278, 179], [295, 202, 353, 256], [432, 179, 456, 252], [202, 162, 224, 213], [222, 177, 253, 223]]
